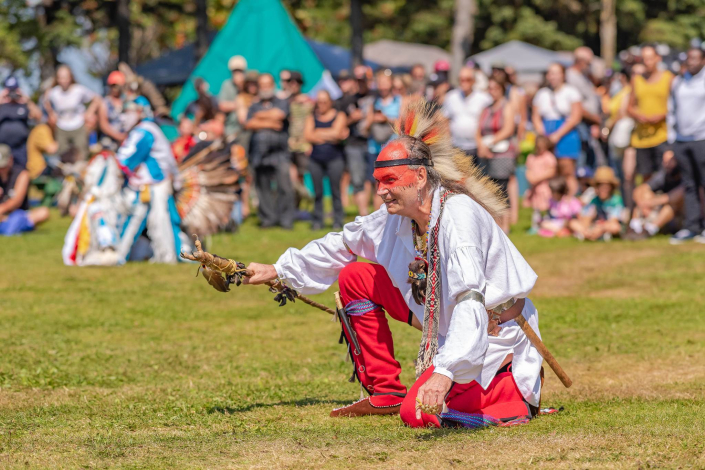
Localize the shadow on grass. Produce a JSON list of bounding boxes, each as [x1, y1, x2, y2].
[[207, 398, 352, 414]]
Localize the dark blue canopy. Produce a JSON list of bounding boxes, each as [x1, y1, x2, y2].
[[134, 36, 390, 87], [304, 39, 381, 78]]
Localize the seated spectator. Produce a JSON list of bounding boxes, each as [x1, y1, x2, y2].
[[0, 76, 42, 170], [524, 135, 557, 233], [626, 152, 683, 240], [0, 144, 49, 235], [538, 176, 582, 238], [45, 65, 101, 161], [304, 90, 349, 230], [569, 166, 624, 241], [26, 123, 59, 179]]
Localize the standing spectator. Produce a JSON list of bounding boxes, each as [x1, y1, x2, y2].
[[277, 70, 292, 100], [668, 47, 705, 244], [286, 71, 314, 209], [0, 76, 42, 170], [218, 55, 247, 139], [98, 71, 128, 149], [304, 90, 349, 230], [569, 167, 624, 241], [245, 73, 294, 229], [492, 64, 527, 226], [233, 71, 260, 220], [185, 78, 222, 129], [443, 67, 492, 159], [524, 135, 558, 233], [430, 61, 453, 107], [337, 69, 373, 216], [476, 77, 517, 233], [566, 47, 603, 168], [364, 70, 402, 209], [627, 45, 673, 183], [532, 63, 583, 195], [0, 145, 49, 235], [602, 69, 633, 201], [409, 63, 428, 99], [45, 65, 100, 161]]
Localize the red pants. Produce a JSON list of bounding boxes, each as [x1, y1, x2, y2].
[[339, 262, 531, 427]]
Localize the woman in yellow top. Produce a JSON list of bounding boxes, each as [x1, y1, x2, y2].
[[627, 45, 674, 181]]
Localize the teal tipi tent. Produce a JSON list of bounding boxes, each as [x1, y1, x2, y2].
[[171, 0, 338, 119]]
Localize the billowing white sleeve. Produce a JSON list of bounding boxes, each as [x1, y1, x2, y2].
[[273, 213, 380, 295], [433, 246, 489, 383]]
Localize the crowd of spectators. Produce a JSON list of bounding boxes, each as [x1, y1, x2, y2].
[[4, 41, 705, 247]]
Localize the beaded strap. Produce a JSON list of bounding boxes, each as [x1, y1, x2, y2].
[[415, 190, 453, 378]]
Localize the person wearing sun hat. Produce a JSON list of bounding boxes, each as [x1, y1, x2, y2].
[[568, 166, 625, 241]]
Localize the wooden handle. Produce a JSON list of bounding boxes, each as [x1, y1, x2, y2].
[[334, 292, 344, 311], [266, 280, 337, 316], [515, 315, 572, 388]]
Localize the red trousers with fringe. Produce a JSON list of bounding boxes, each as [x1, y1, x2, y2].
[[338, 262, 531, 426]]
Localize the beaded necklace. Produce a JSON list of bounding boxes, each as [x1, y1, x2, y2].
[[410, 216, 430, 259]]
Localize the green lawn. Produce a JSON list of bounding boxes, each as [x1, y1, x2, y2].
[[1, 210, 704, 468]]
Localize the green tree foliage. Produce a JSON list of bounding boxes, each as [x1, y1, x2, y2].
[[1, 0, 704, 77]]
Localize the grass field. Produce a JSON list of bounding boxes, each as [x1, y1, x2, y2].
[[1, 209, 704, 469]]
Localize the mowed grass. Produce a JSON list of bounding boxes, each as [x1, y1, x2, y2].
[[1, 208, 704, 469]]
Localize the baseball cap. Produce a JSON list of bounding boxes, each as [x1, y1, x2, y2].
[[289, 71, 304, 84], [0, 144, 12, 168], [434, 60, 450, 72], [4, 76, 19, 91], [228, 55, 247, 72], [337, 69, 351, 81], [107, 71, 126, 86]]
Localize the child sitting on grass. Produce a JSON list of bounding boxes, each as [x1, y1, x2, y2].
[[538, 176, 582, 238], [569, 166, 624, 241], [524, 135, 557, 233]]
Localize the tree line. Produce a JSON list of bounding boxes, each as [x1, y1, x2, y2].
[[1, 0, 702, 77]]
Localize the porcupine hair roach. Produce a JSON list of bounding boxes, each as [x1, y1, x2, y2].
[[393, 99, 507, 304], [393, 99, 507, 217]]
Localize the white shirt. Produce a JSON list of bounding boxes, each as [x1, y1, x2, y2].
[[533, 85, 581, 121], [443, 89, 493, 151], [48, 84, 96, 131], [669, 68, 705, 143], [274, 188, 543, 405]]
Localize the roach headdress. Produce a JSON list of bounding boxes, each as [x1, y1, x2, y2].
[[389, 99, 507, 218]]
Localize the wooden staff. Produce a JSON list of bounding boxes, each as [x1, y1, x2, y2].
[[515, 315, 572, 388]]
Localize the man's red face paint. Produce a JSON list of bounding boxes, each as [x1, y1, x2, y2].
[[373, 141, 416, 193]]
